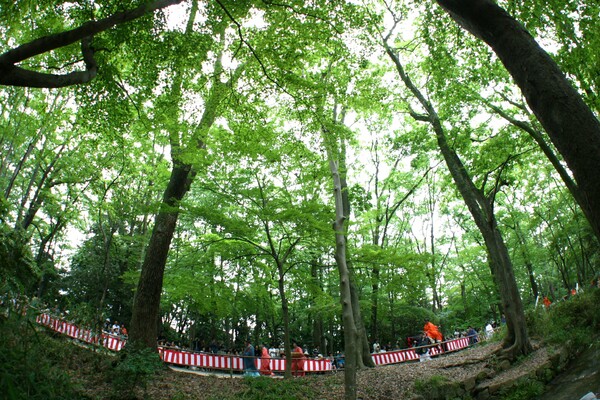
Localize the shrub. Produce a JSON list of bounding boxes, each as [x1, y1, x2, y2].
[[498, 378, 544, 400], [527, 289, 600, 351], [0, 312, 81, 399], [108, 344, 163, 399]]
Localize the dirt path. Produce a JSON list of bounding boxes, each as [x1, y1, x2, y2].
[[79, 341, 556, 399]]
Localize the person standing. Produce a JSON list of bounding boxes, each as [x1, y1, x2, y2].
[[415, 332, 431, 362], [243, 339, 259, 376], [485, 323, 494, 339], [372, 339, 381, 354], [423, 319, 443, 342], [424, 318, 444, 352], [259, 343, 274, 376], [291, 340, 306, 377]]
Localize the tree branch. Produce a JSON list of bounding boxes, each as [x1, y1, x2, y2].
[[0, 0, 185, 87]]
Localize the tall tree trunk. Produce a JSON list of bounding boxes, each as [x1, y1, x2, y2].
[[127, 8, 243, 348], [384, 41, 532, 360], [329, 157, 358, 400], [277, 262, 293, 378], [512, 219, 539, 300], [436, 0, 600, 243], [370, 266, 380, 342], [311, 262, 326, 354], [128, 162, 193, 348], [338, 127, 375, 369]]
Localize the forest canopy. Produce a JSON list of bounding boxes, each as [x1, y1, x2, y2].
[[1, 0, 599, 387]]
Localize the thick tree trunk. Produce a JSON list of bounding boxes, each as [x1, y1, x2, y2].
[[436, 0, 600, 243], [434, 120, 532, 359], [482, 223, 532, 358], [128, 163, 193, 348]]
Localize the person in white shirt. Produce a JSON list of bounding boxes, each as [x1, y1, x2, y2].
[[485, 323, 494, 339], [372, 341, 381, 353], [111, 321, 120, 335]]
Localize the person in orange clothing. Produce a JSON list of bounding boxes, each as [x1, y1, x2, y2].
[[259, 343, 274, 376], [423, 319, 443, 342], [291, 340, 306, 377], [543, 296, 551, 309]]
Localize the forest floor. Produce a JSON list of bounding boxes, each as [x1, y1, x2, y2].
[[69, 339, 555, 399]]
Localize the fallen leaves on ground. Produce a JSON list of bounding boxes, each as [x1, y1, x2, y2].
[[71, 341, 554, 399]]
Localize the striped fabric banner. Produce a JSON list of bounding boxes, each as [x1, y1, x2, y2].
[[371, 337, 470, 366], [36, 313, 126, 351], [36, 313, 472, 373]]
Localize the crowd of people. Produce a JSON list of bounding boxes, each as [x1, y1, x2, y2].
[[371, 318, 503, 363], [102, 318, 128, 338], [241, 339, 347, 376]]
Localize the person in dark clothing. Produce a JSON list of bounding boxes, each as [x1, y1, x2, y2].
[[415, 332, 431, 362], [467, 326, 478, 345], [243, 339, 259, 376]]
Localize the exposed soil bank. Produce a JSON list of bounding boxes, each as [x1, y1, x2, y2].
[[542, 343, 600, 400]]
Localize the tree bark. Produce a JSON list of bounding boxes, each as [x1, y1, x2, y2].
[[128, 162, 193, 348], [329, 157, 358, 400], [384, 40, 532, 360], [436, 0, 600, 244], [0, 0, 184, 87]]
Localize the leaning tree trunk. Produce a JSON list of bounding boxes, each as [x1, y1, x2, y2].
[[128, 162, 193, 349], [383, 41, 532, 360], [481, 216, 532, 358], [127, 12, 242, 348], [433, 114, 532, 359], [436, 0, 600, 244]]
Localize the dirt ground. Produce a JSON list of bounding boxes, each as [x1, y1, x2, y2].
[[74, 341, 556, 399]]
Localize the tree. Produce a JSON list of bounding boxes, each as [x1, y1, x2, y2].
[[128, 2, 247, 348], [327, 140, 360, 400], [382, 20, 532, 360], [0, 0, 185, 88], [435, 0, 600, 244]]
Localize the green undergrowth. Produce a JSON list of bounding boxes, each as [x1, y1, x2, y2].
[[0, 310, 173, 400], [501, 288, 600, 400], [107, 343, 164, 399], [528, 288, 600, 352], [0, 311, 100, 399], [498, 378, 545, 400], [0, 311, 334, 400], [212, 376, 317, 400], [413, 374, 472, 400]]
